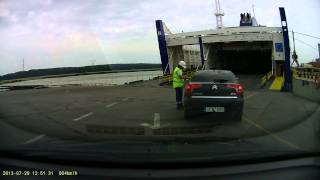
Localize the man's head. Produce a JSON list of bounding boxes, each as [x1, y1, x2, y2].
[[178, 61, 187, 69]]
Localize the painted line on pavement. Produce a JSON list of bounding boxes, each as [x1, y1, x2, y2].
[[73, 112, 93, 121], [23, 134, 46, 145], [141, 113, 163, 129], [122, 97, 130, 101], [244, 92, 259, 100], [243, 116, 303, 150], [106, 102, 118, 108]]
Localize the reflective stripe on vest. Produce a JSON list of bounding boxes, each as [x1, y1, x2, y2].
[[173, 67, 184, 88]]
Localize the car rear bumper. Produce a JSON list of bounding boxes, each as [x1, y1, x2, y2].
[[184, 96, 244, 116]]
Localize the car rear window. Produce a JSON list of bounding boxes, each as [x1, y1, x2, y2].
[[191, 70, 237, 83]]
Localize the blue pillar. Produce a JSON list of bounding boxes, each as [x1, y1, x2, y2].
[[155, 20, 170, 74], [279, 7, 292, 92], [199, 37, 205, 69]]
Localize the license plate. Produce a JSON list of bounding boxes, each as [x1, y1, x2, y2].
[[204, 107, 225, 112]]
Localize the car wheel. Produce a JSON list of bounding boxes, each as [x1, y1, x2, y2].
[[233, 110, 243, 121]]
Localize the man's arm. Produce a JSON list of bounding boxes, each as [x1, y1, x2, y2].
[[178, 71, 190, 80]]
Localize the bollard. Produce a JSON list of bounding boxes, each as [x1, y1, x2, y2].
[[154, 113, 161, 129]]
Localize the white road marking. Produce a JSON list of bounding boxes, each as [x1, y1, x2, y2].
[[141, 123, 150, 127], [244, 92, 259, 100], [122, 97, 130, 101], [73, 112, 93, 121], [106, 102, 118, 108], [23, 134, 46, 145], [141, 113, 170, 131]]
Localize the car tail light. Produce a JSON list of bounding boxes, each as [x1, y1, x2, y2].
[[185, 83, 202, 96], [225, 84, 244, 96]]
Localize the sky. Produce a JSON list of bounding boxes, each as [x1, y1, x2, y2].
[[0, 0, 319, 75]]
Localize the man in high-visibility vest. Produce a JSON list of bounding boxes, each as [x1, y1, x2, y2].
[[173, 61, 187, 110]]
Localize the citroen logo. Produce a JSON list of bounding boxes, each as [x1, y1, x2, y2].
[[211, 84, 218, 90]]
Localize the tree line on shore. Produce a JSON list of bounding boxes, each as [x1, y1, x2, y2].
[[0, 63, 161, 80]]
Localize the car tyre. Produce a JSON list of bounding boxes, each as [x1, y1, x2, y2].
[[233, 110, 243, 121]]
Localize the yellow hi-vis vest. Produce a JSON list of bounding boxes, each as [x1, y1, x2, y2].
[[173, 67, 184, 88]]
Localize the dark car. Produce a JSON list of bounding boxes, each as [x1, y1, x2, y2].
[[184, 70, 244, 120]]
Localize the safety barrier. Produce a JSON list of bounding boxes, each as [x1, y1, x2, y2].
[[160, 73, 172, 86], [316, 76, 320, 89], [292, 67, 320, 90], [293, 67, 320, 81], [293, 78, 320, 102], [260, 71, 273, 88]]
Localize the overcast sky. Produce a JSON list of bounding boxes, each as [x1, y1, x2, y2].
[[0, 0, 319, 75]]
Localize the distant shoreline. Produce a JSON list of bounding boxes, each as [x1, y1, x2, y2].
[[0, 68, 162, 85]]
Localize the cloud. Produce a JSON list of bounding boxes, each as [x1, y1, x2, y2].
[[104, 24, 140, 33], [0, 0, 319, 75], [0, 3, 19, 26]]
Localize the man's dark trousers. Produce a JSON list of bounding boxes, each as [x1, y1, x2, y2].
[[175, 87, 183, 109]]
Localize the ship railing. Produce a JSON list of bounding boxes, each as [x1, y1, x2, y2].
[[293, 67, 320, 81], [260, 71, 273, 88]]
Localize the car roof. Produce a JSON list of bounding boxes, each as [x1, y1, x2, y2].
[[191, 70, 237, 82]]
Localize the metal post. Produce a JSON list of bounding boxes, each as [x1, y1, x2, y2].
[[22, 58, 25, 71], [199, 37, 205, 69], [155, 20, 170, 74], [214, 0, 224, 29], [318, 44, 320, 60], [292, 31, 296, 51], [291, 31, 299, 66], [279, 7, 292, 92]]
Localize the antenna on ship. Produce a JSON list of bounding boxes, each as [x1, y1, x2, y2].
[[214, 0, 224, 29], [250, 4, 259, 26], [252, 4, 256, 17]]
